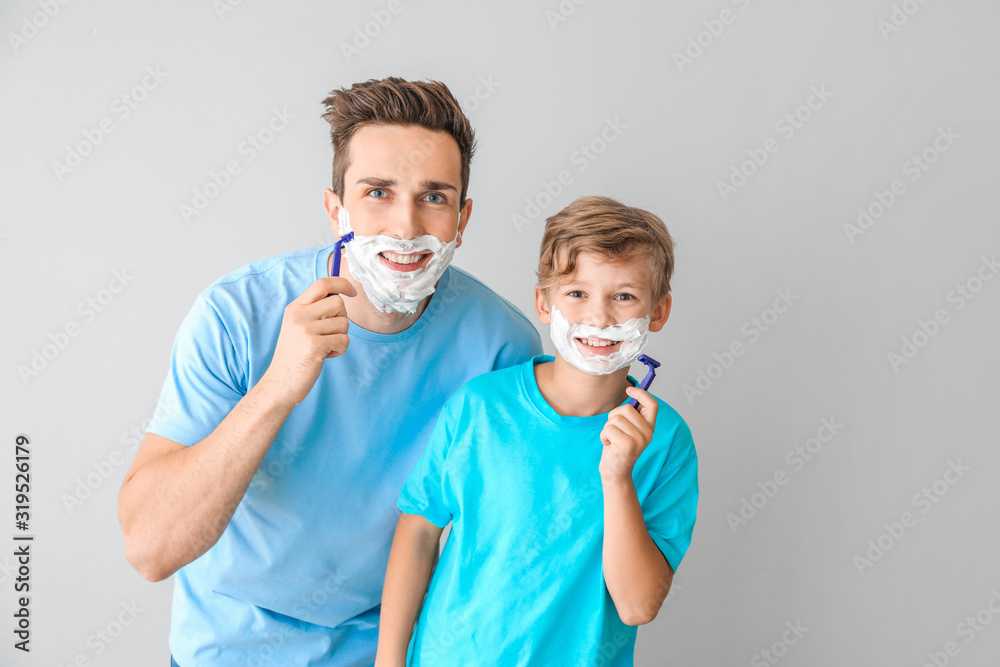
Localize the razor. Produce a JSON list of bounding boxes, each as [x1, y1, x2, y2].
[[626, 354, 660, 410]]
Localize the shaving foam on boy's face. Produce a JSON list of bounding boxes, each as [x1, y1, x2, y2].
[[549, 305, 650, 375], [337, 206, 459, 315]]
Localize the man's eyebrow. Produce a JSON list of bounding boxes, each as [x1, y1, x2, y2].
[[419, 179, 458, 193], [356, 177, 395, 187]]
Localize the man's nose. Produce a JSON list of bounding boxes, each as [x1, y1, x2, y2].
[[384, 199, 422, 239]]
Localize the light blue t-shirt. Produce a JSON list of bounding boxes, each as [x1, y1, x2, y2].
[[146, 245, 541, 667], [397, 355, 699, 667]]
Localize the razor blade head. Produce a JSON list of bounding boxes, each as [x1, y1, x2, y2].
[[638, 354, 660, 370]]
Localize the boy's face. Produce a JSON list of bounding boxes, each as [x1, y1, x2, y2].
[[535, 251, 671, 358], [323, 123, 472, 270]]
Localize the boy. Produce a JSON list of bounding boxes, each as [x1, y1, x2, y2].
[[375, 195, 699, 666]]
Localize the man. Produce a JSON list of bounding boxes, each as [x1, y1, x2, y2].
[[117, 77, 541, 666]]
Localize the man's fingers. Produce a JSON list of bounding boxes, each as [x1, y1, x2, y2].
[[301, 293, 348, 321], [294, 277, 357, 306], [306, 316, 350, 337], [321, 333, 351, 359]]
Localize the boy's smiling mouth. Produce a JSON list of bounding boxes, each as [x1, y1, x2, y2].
[[574, 336, 623, 356], [379, 250, 432, 272]]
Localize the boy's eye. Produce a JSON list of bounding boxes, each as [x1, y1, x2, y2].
[[615, 293, 635, 301], [566, 290, 584, 298]]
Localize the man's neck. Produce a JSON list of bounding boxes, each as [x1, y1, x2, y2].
[[535, 355, 631, 418], [327, 249, 431, 334]]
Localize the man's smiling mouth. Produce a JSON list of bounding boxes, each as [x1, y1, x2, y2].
[[379, 251, 432, 271]]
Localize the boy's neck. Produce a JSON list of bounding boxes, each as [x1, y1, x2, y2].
[[535, 355, 631, 417]]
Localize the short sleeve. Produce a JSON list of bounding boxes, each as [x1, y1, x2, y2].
[[491, 308, 542, 372], [146, 294, 247, 447], [397, 402, 457, 528], [642, 421, 699, 573]]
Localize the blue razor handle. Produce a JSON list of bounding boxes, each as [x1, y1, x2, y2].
[[626, 354, 660, 409], [331, 232, 354, 277]]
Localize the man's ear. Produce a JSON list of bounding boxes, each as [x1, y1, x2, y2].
[[534, 285, 552, 325], [456, 198, 473, 248], [323, 188, 342, 235], [649, 293, 672, 333]]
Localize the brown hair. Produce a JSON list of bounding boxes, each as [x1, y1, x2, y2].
[[320, 77, 476, 204], [537, 196, 676, 301]]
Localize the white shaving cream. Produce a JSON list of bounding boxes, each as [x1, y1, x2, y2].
[[549, 305, 650, 375], [338, 206, 458, 315]]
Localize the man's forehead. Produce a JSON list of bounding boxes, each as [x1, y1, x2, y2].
[[346, 125, 462, 186]]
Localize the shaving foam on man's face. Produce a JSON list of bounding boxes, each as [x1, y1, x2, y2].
[[549, 305, 650, 375], [338, 206, 459, 315]]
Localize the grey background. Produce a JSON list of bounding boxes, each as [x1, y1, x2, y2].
[[2, 0, 999, 665]]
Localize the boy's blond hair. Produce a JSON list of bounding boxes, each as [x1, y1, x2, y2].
[[536, 196, 676, 301]]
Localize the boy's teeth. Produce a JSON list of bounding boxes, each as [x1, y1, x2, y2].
[[381, 251, 425, 265], [580, 337, 616, 347]]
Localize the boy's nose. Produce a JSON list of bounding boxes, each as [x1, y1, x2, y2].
[[581, 307, 618, 329]]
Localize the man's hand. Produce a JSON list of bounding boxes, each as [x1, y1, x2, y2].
[[599, 387, 658, 481], [261, 277, 357, 407]]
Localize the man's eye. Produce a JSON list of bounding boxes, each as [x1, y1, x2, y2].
[[425, 193, 446, 203], [369, 189, 387, 198]]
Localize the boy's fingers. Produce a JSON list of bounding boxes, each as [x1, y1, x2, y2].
[[625, 387, 658, 425]]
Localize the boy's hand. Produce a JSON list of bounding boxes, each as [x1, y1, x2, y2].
[[599, 387, 658, 482]]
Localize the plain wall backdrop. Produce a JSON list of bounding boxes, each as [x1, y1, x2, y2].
[[2, 0, 999, 665]]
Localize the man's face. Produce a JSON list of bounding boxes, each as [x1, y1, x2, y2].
[[325, 124, 471, 273], [535, 251, 671, 358]]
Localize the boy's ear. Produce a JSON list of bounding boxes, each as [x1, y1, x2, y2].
[[534, 285, 552, 325], [323, 188, 342, 235], [649, 293, 672, 333]]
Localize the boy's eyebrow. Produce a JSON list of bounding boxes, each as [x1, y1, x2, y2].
[[562, 278, 645, 290]]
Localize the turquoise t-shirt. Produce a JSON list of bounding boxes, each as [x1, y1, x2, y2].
[[398, 355, 699, 666], [146, 245, 542, 667]]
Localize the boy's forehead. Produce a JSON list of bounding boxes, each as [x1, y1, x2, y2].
[[557, 250, 653, 287]]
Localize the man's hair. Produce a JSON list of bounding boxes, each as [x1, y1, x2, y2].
[[320, 77, 477, 204], [537, 196, 676, 302]]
